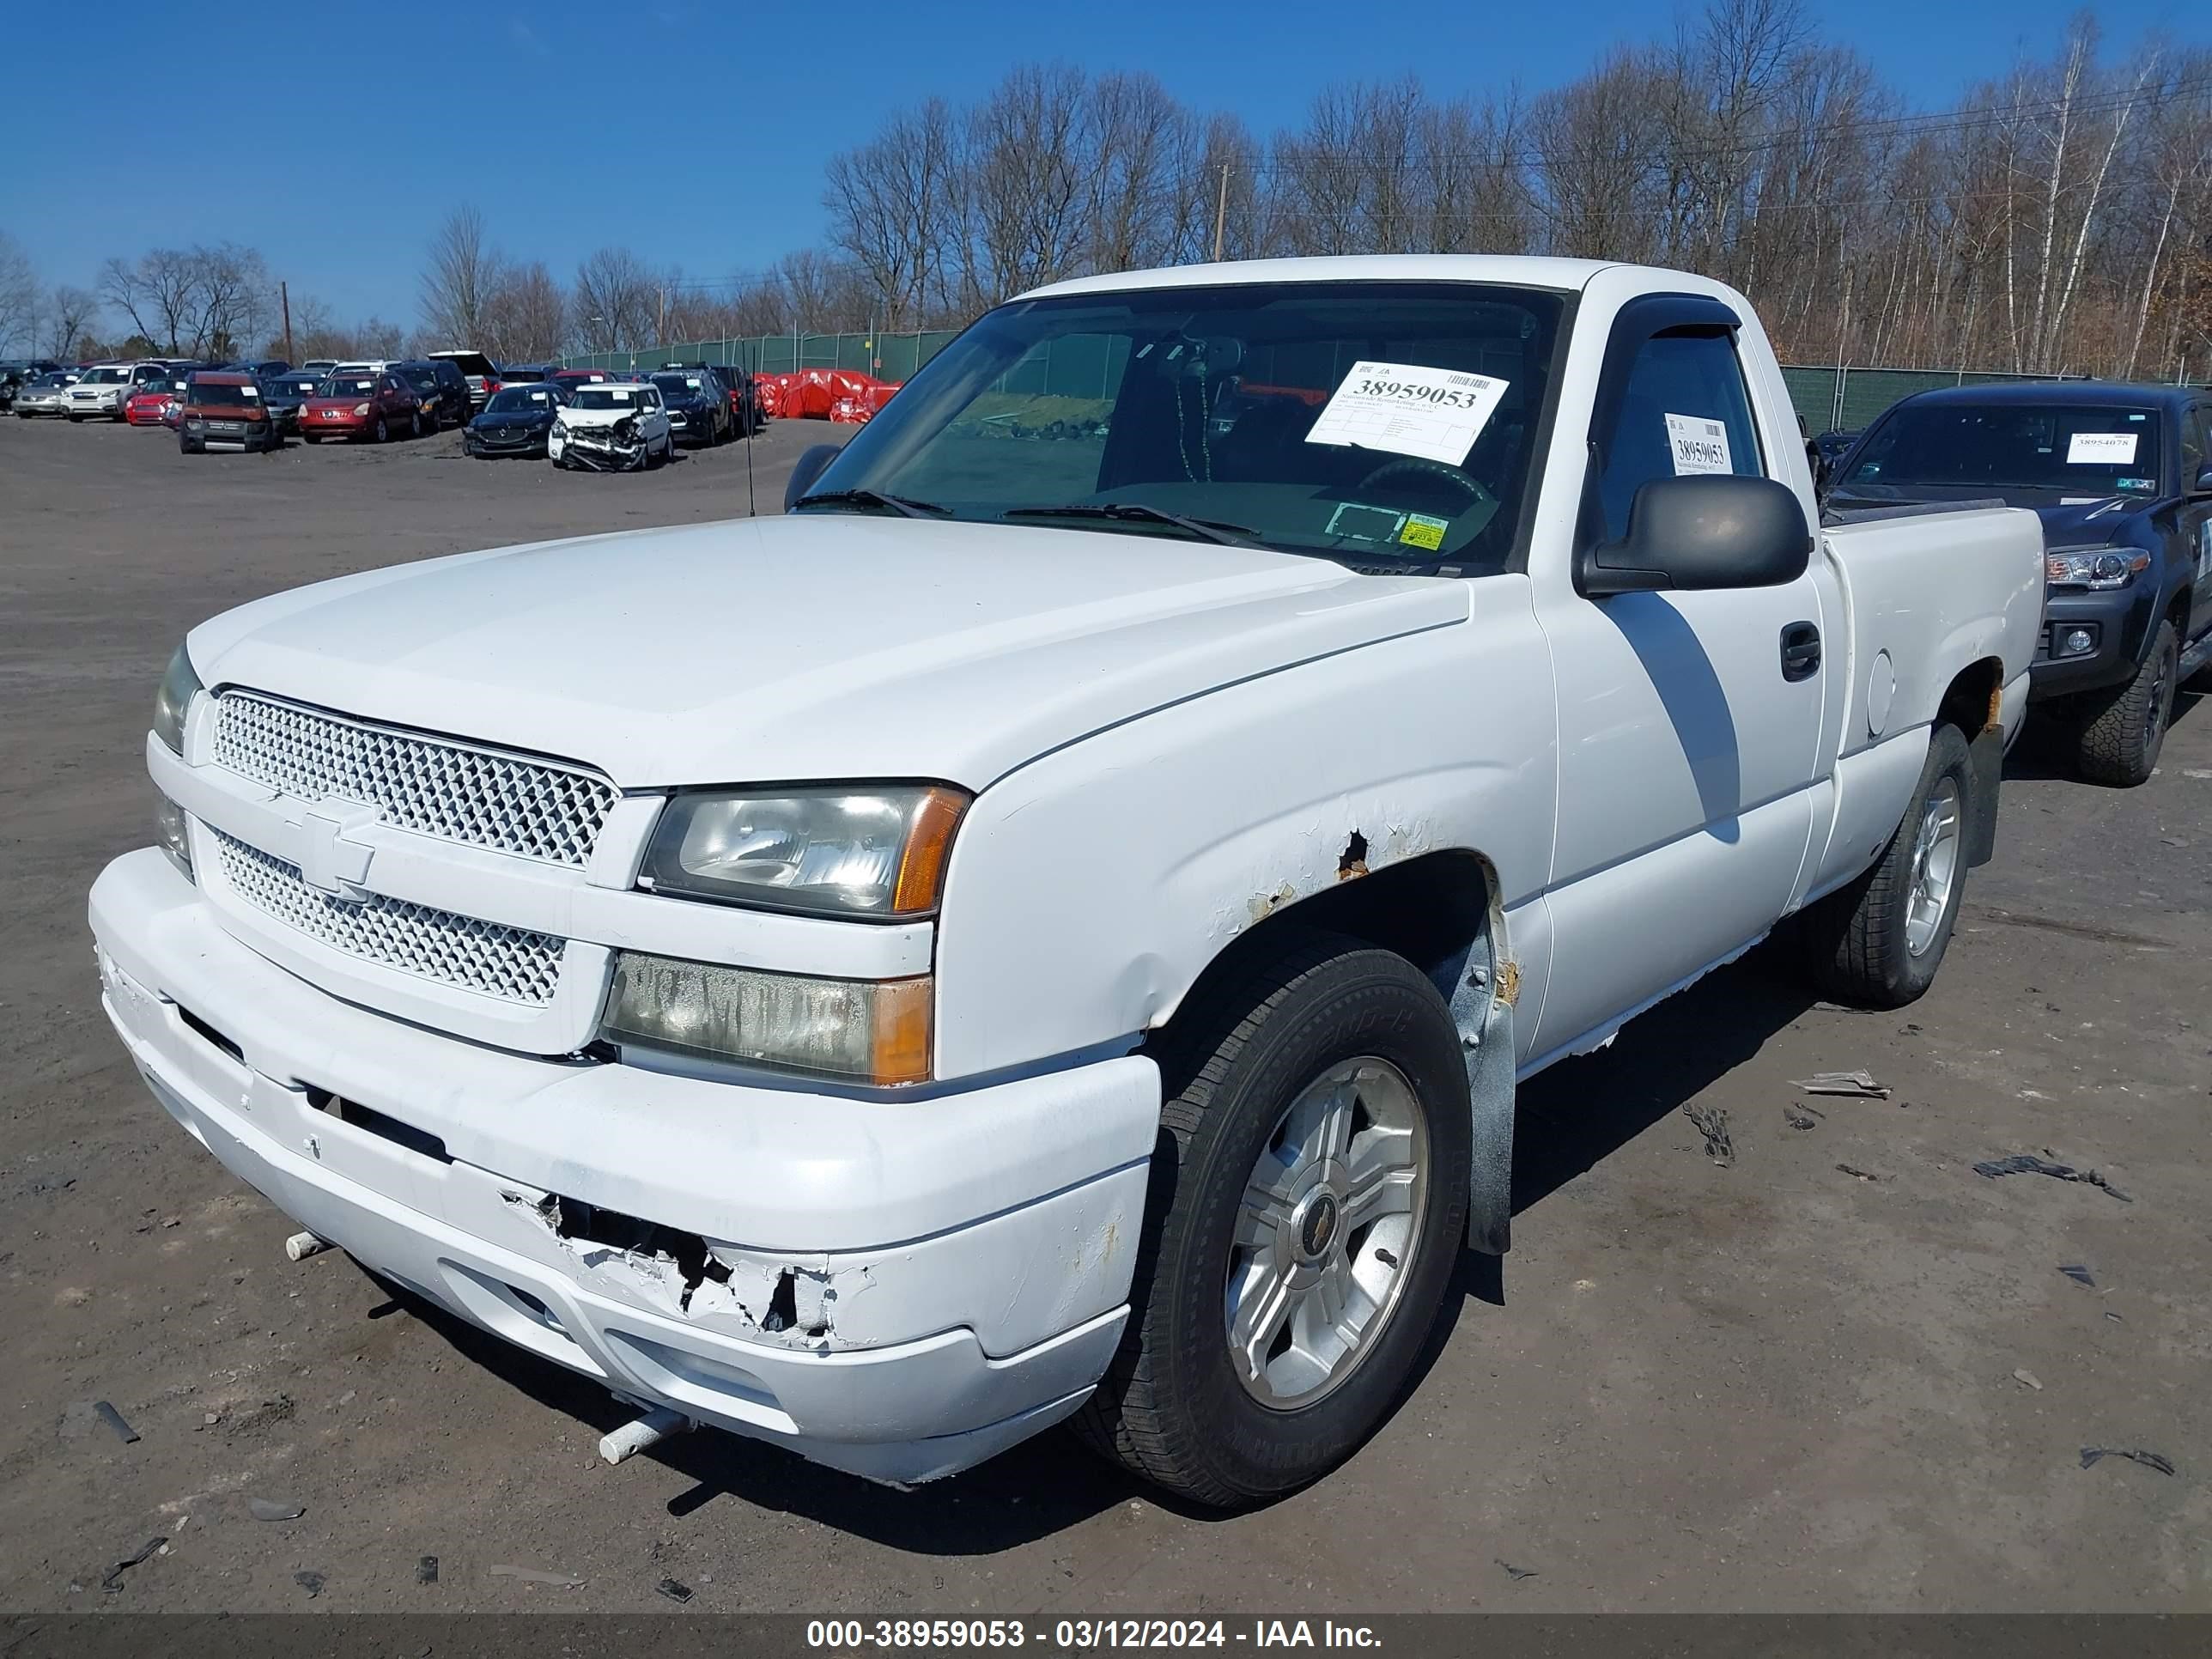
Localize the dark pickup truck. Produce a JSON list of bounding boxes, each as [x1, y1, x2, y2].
[[1827, 381, 2212, 786]]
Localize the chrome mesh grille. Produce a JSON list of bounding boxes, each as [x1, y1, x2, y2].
[[210, 691, 615, 866], [212, 830, 564, 1006]]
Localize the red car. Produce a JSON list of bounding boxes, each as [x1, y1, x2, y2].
[[548, 368, 614, 393], [123, 379, 183, 427], [300, 369, 424, 443]]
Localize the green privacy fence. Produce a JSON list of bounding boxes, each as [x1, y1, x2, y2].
[[1784, 365, 2106, 434], [560, 332, 2151, 435]]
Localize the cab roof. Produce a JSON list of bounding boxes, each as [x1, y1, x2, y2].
[[1024, 253, 1626, 301]]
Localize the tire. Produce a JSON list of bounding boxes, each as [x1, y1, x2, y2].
[[1073, 931, 1472, 1508], [372, 416, 389, 444], [2070, 620, 2177, 787], [410, 410, 422, 439], [178, 434, 195, 455], [68, 413, 82, 423], [1798, 721, 1973, 1007]]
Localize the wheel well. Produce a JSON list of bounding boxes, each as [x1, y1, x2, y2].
[[1937, 656, 2003, 737], [2166, 586, 2191, 633], [1159, 849, 1497, 1036]]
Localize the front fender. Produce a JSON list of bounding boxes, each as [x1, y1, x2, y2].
[[930, 583, 1557, 1081]]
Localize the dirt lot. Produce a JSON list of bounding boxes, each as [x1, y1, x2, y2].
[[2, 411, 2207, 1614]]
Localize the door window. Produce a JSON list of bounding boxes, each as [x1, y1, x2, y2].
[[1594, 329, 1763, 542], [2182, 405, 2208, 488]]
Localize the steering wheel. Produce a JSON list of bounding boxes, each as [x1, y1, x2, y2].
[[1354, 454, 1493, 509]]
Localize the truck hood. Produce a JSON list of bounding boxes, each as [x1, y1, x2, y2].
[[186, 515, 1468, 789]]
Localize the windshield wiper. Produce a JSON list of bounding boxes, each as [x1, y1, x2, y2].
[[793, 488, 951, 519], [1003, 501, 1264, 547]]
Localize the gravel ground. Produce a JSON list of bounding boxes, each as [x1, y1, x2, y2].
[[2, 411, 2207, 1614]]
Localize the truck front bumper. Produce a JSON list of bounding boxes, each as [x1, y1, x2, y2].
[[89, 848, 1158, 1485], [2028, 585, 2153, 698]]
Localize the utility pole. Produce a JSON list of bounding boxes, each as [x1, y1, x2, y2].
[[280, 280, 295, 368], [658, 286, 667, 344], [1212, 163, 1231, 264]]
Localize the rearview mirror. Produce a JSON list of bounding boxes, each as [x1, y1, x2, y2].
[[784, 443, 842, 512], [1577, 474, 1812, 597]]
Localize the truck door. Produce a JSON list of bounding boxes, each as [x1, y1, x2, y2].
[[2182, 405, 2212, 647], [1526, 295, 1826, 1063]]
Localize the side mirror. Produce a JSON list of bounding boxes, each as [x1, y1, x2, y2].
[[783, 442, 842, 512], [2194, 464, 2212, 496], [1578, 474, 1812, 597]]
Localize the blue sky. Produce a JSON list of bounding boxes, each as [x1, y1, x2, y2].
[[0, 0, 2190, 331]]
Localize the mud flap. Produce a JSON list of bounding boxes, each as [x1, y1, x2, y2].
[[1966, 721, 2002, 867], [1440, 944, 1518, 1256]]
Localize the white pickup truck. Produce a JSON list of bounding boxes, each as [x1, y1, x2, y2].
[[90, 256, 2044, 1509]]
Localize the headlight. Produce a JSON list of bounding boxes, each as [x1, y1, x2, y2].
[[352, 402, 370, 416], [2045, 547, 2149, 589], [641, 786, 968, 919], [153, 643, 203, 754], [155, 793, 193, 881], [602, 952, 932, 1085]]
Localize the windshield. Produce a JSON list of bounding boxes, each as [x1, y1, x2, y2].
[[189, 380, 258, 407], [270, 375, 319, 396], [320, 376, 377, 398], [486, 386, 557, 412], [33, 373, 67, 387], [572, 386, 648, 410], [651, 374, 704, 400], [399, 368, 441, 392], [800, 281, 1564, 568], [1842, 403, 2166, 497], [82, 368, 129, 385]]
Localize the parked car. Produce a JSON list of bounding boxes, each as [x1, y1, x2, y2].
[[649, 370, 730, 446], [464, 381, 569, 459], [500, 362, 556, 385], [425, 349, 501, 411], [175, 372, 281, 453], [1826, 381, 2212, 786], [299, 368, 423, 443], [236, 359, 292, 379], [393, 359, 471, 432], [123, 377, 184, 426], [661, 361, 757, 436], [91, 255, 2043, 1507], [301, 359, 339, 375], [548, 368, 614, 392], [548, 380, 671, 469], [258, 371, 324, 437], [12, 370, 76, 418], [65, 363, 147, 421]]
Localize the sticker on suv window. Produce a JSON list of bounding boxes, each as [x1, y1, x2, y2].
[[1304, 362, 1508, 467], [1664, 413, 1732, 475], [2067, 431, 2136, 464]]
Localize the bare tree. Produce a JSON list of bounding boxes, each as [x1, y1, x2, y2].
[[0, 233, 36, 353], [823, 99, 962, 326], [483, 261, 567, 360], [571, 246, 656, 349], [42, 284, 99, 358], [420, 206, 509, 348]]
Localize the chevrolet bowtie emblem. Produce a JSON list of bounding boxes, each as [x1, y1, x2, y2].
[[295, 805, 378, 898]]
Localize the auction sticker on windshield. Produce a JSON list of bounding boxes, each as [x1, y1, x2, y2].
[[2067, 431, 2137, 465], [1665, 412, 1732, 475], [1304, 361, 1508, 467]]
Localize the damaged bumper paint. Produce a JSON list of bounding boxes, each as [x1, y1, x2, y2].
[[90, 848, 1156, 1484]]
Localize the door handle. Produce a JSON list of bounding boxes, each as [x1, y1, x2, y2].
[[1780, 621, 1821, 682]]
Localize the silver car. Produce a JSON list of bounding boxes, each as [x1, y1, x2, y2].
[[13, 371, 75, 419]]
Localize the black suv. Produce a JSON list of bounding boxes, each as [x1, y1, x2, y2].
[[393, 359, 472, 433], [1828, 381, 2212, 786], [650, 369, 732, 446]]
